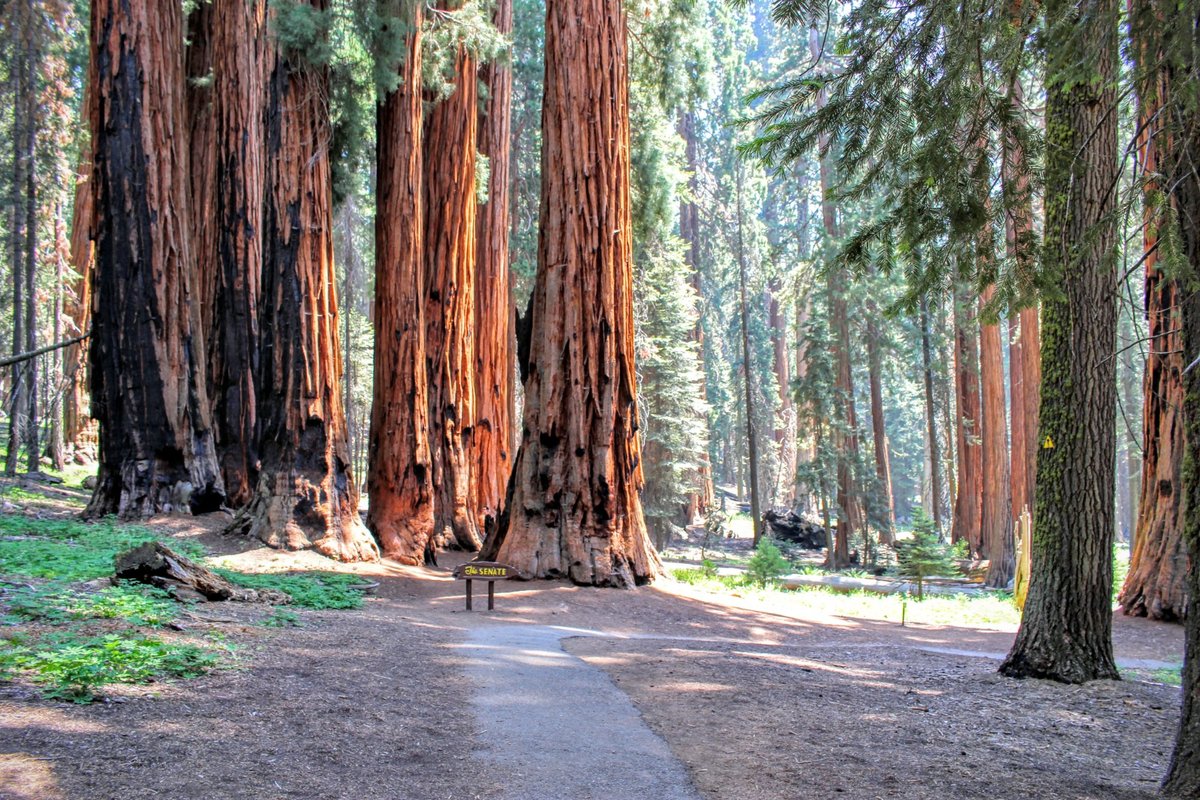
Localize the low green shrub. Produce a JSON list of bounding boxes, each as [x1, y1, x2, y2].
[[746, 540, 790, 587]]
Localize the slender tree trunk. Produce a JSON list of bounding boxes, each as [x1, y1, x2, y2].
[[63, 147, 93, 448], [736, 166, 763, 546], [86, 0, 225, 517], [810, 27, 864, 567], [423, 11, 481, 552], [23, 82, 38, 475], [369, 0, 436, 565], [7, 10, 28, 476], [920, 298, 943, 534], [204, 0, 268, 509], [1120, 11, 1188, 621], [228, 3, 377, 562], [981, 285, 1014, 587], [866, 290, 895, 542], [1000, 0, 1119, 682], [479, 0, 661, 587], [474, 0, 515, 535], [953, 283, 983, 554], [48, 204, 65, 470]]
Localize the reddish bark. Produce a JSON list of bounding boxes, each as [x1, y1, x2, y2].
[[474, 0, 515, 534], [479, 0, 660, 587], [369, 0, 436, 565], [229, 4, 377, 562], [1121, 41, 1187, 621], [866, 289, 895, 542], [953, 287, 983, 555], [86, 0, 225, 517], [207, 0, 268, 508], [980, 284, 1014, 587], [423, 20, 482, 552]]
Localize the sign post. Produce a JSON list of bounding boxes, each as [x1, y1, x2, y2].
[[452, 561, 517, 611]]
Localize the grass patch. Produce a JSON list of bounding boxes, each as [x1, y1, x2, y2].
[[3, 582, 179, 627], [3, 632, 218, 703], [218, 570, 367, 610], [671, 568, 1020, 628]]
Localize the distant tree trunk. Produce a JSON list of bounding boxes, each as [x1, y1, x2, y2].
[[423, 11, 481, 552], [866, 288, 895, 543], [86, 0, 225, 517], [229, 4, 377, 562], [23, 86, 38, 475], [6, 5, 29, 477], [1120, 13, 1187, 621], [205, 0, 268, 508], [981, 284, 1014, 588], [920, 298, 943, 534], [679, 110, 715, 522], [474, 0, 515, 535], [1000, 0, 1119, 682], [369, 0, 436, 565], [48, 205, 66, 470], [63, 132, 94, 448], [953, 284, 983, 554], [479, 0, 661, 587], [735, 167, 763, 546], [810, 27, 864, 567]]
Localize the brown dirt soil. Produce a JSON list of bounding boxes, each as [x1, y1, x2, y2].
[[0, 501, 1186, 800]]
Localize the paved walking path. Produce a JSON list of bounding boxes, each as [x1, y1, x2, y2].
[[459, 625, 703, 800]]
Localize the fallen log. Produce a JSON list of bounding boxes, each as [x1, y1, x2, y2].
[[114, 542, 290, 604]]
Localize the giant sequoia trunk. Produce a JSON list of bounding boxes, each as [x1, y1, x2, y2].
[[1000, 0, 1119, 683], [86, 0, 225, 517], [1120, 22, 1188, 622], [479, 0, 661, 587], [473, 0, 515, 534], [229, 8, 377, 562], [368, 0, 436, 565], [423, 18, 482, 552], [206, 0, 269, 509], [952, 287, 983, 554]]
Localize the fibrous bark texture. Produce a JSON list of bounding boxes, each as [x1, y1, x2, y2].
[[207, 0, 269, 508], [423, 18, 482, 552], [1000, 0, 1119, 683], [953, 287, 983, 555], [86, 0, 225, 518], [474, 0, 515, 534], [369, 0, 436, 565], [981, 285, 1014, 588], [230, 8, 377, 563], [479, 0, 661, 588], [1120, 24, 1188, 622]]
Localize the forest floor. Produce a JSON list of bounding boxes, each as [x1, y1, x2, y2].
[[0, 486, 1186, 800]]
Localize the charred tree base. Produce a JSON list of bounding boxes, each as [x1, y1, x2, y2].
[[84, 454, 224, 519], [998, 640, 1120, 684], [228, 469, 379, 563]]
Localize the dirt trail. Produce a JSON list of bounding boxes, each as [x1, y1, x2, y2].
[[0, 532, 1187, 800]]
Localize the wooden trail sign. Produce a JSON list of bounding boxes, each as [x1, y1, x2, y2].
[[453, 561, 517, 611]]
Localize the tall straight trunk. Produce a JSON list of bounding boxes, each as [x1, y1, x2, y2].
[[1120, 8, 1187, 621], [474, 0, 515, 534], [23, 81, 38, 475], [736, 167, 763, 546], [920, 298, 943, 533], [208, 0, 268, 508], [48, 204, 66, 470], [1160, 2, 1200, 786], [63, 143, 94, 447], [480, 0, 660, 587], [1000, 0, 1119, 682], [810, 27, 864, 566], [1002, 46, 1041, 531], [86, 0, 225, 517], [953, 284, 983, 554], [939, 307, 958, 522], [769, 276, 796, 508], [369, 0, 435, 565], [793, 164, 814, 510], [866, 288, 895, 542], [229, 3, 377, 562], [679, 110, 714, 521], [423, 15, 481, 552], [185, 4, 218, 364], [981, 285, 1014, 587], [6, 9, 28, 477]]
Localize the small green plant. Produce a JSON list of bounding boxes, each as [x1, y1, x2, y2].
[[895, 508, 961, 600], [746, 539, 790, 587], [4, 583, 178, 627], [217, 570, 367, 609], [15, 633, 218, 703], [262, 608, 301, 628], [699, 558, 718, 579]]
